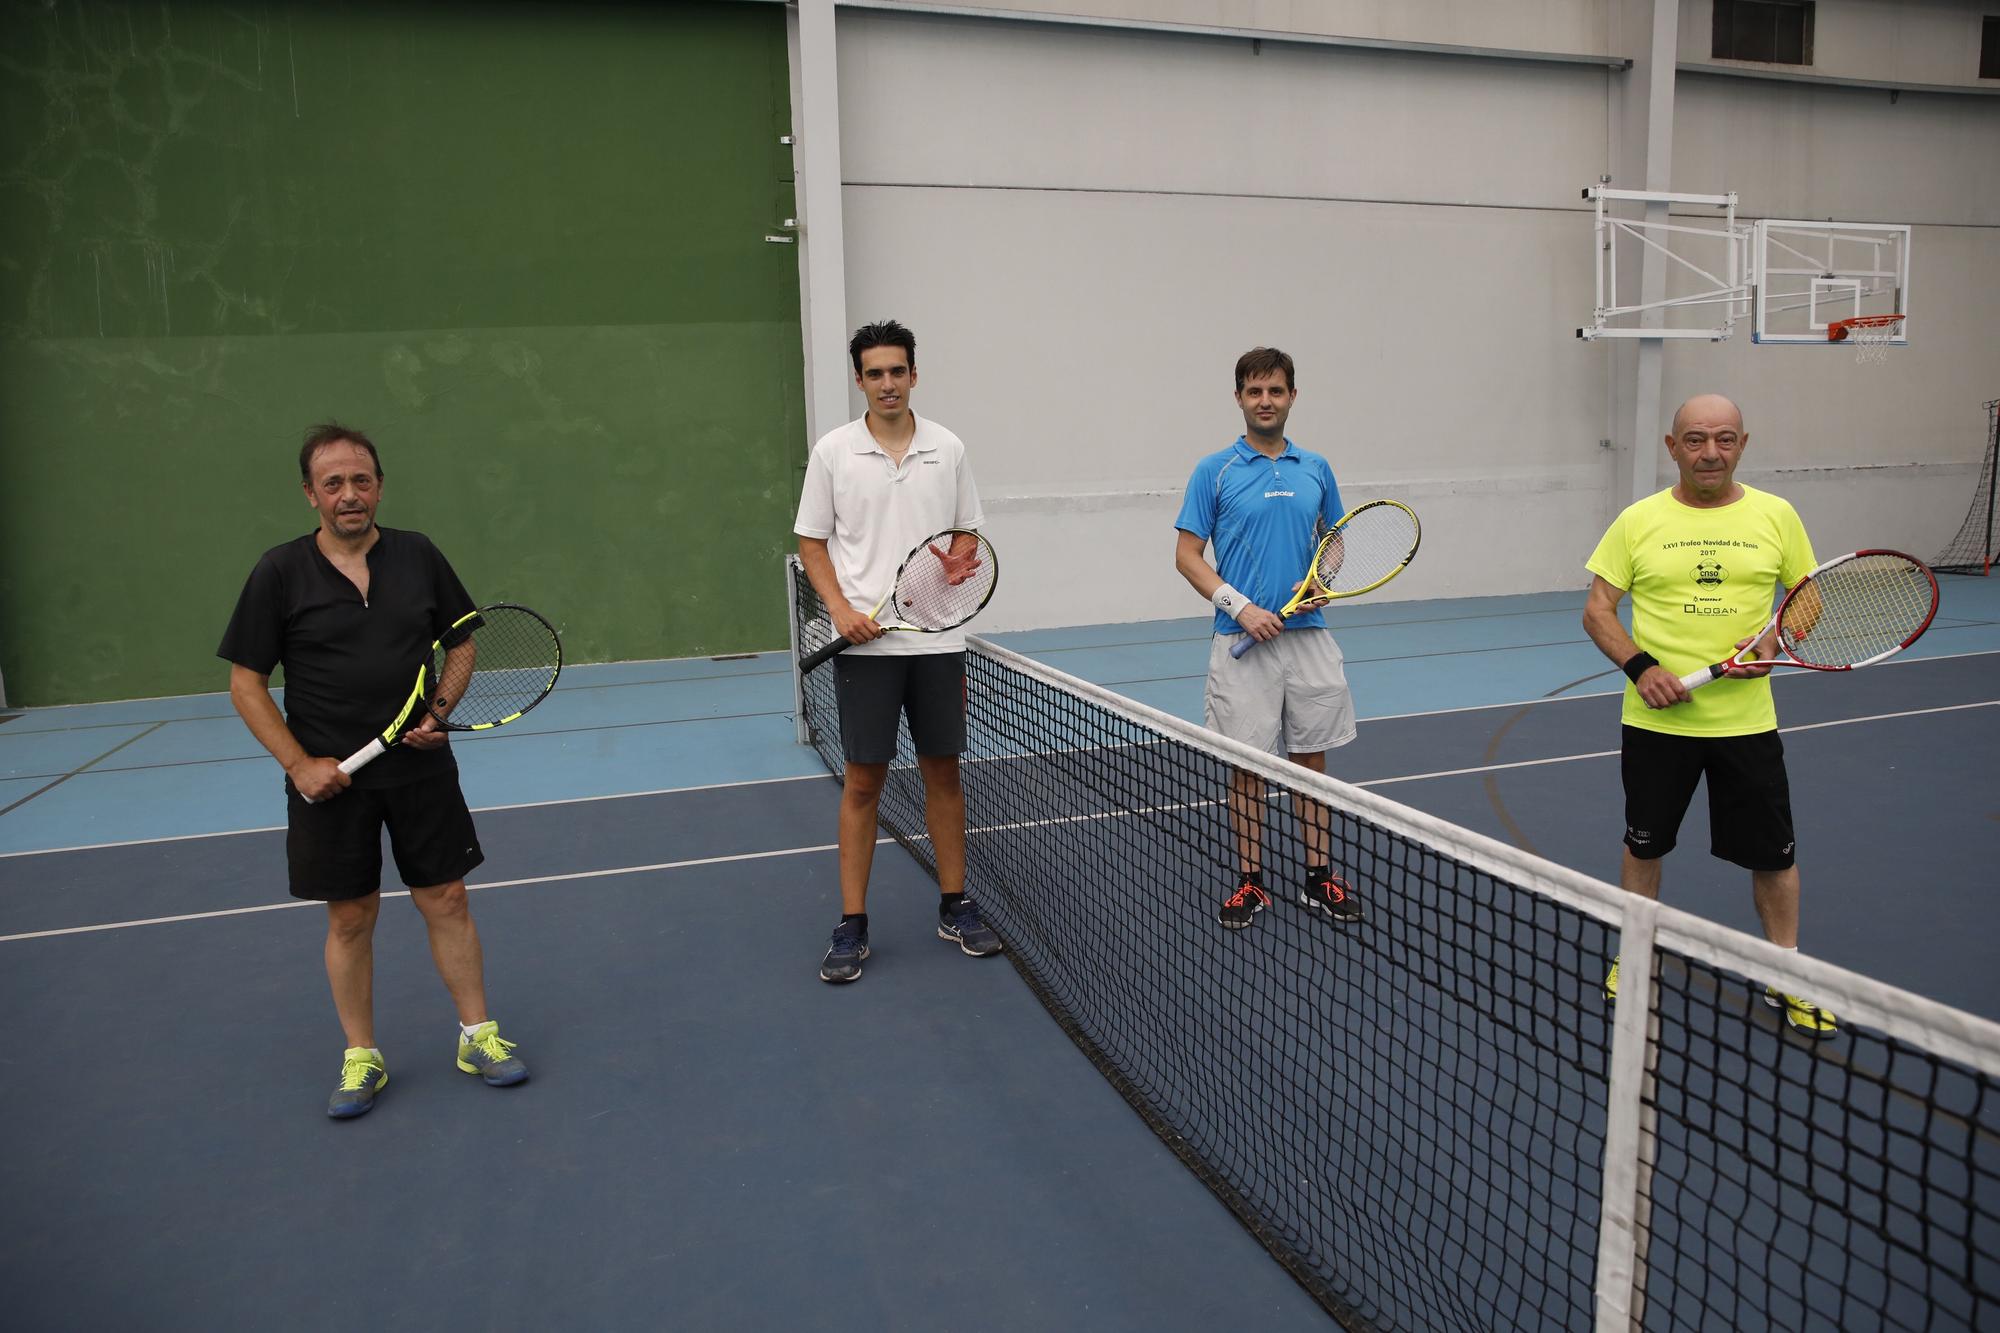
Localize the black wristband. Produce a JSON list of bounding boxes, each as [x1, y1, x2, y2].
[[1622, 651, 1659, 683]]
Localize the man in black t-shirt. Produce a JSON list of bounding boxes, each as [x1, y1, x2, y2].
[[220, 423, 529, 1119]]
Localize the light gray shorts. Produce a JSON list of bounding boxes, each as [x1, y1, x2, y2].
[[1204, 629, 1357, 758]]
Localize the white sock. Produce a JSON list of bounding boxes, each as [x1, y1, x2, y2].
[[460, 1020, 491, 1041]]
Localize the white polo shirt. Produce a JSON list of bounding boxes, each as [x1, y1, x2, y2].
[[794, 413, 985, 657]]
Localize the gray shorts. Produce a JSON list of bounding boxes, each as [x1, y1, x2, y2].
[[1205, 629, 1357, 758]]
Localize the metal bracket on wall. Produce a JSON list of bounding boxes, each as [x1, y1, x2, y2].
[[765, 217, 799, 244]]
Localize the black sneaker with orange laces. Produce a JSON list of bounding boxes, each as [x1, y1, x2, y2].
[[1299, 866, 1363, 924], [1217, 872, 1272, 929]]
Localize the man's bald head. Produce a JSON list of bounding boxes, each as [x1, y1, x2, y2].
[[1671, 394, 1744, 439]]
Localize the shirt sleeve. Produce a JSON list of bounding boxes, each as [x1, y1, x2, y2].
[[953, 442, 984, 529], [1584, 512, 1633, 591], [1321, 460, 1345, 532], [429, 540, 477, 635], [794, 440, 835, 539], [1174, 459, 1218, 539], [1776, 501, 1817, 588], [216, 555, 286, 674]]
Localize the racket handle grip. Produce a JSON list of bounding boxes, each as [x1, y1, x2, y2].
[[1228, 634, 1258, 660], [799, 636, 854, 675], [299, 738, 387, 805], [1677, 664, 1723, 692]]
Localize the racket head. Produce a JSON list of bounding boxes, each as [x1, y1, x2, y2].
[[1312, 500, 1422, 599], [881, 529, 999, 632], [1775, 550, 1938, 670], [426, 603, 564, 730]]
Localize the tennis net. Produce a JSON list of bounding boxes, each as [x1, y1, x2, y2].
[[786, 559, 2000, 1331]]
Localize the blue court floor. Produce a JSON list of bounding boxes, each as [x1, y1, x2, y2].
[[2, 576, 1996, 1330]]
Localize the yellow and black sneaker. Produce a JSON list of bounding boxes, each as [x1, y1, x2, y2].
[[1764, 987, 1838, 1040], [328, 1048, 387, 1119]]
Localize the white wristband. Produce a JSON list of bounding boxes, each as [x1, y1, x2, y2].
[[1211, 582, 1251, 614]]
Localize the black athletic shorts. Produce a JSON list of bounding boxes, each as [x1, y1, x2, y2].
[[834, 652, 966, 765], [285, 768, 485, 901], [1619, 725, 1796, 872]]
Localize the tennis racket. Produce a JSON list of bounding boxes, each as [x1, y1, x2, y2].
[[1230, 500, 1421, 658], [306, 603, 563, 802], [1677, 550, 1938, 691], [799, 529, 999, 675]]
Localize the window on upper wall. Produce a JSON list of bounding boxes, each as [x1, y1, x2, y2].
[[1982, 16, 2000, 79], [1712, 0, 1815, 65]]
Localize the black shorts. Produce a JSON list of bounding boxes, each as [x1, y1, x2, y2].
[[834, 652, 966, 765], [285, 769, 485, 902], [1620, 726, 1796, 872]]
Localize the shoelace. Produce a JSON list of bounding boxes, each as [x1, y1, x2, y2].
[[339, 1057, 380, 1091], [1312, 875, 1351, 904], [1226, 882, 1269, 909], [830, 926, 865, 953], [471, 1030, 517, 1063]]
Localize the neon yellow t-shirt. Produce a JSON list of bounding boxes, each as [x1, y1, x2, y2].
[[1586, 485, 1816, 736]]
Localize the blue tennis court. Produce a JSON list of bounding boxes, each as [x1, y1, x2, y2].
[[4, 577, 1995, 1330]]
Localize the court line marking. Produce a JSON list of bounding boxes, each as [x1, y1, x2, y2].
[[7, 697, 1995, 941], [1357, 699, 1998, 787], [0, 838, 893, 943], [5, 650, 1995, 859]]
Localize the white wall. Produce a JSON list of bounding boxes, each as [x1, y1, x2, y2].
[[1681, 0, 2000, 90], [823, 3, 2000, 632]]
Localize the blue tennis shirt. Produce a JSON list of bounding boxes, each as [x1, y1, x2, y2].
[[1175, 437, 1344, 636]]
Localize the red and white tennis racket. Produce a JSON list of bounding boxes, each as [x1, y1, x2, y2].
[[1678, 550, 1939, 691]]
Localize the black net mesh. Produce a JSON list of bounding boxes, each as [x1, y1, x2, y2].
[[1933, 400, 1999, 576], [788, 560, 1999, 1331]]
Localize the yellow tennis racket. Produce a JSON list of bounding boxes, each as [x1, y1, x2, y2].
[[1231, 500, 1420, 658]]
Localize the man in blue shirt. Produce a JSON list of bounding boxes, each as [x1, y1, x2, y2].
[[1173, 347, 1363, 929]]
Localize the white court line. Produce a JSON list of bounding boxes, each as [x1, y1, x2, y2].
[[7, 697, 1995, 942], [5, 650, 1995, 859], [1357, 698, 1998, 788], [0, 838, 892, 943]]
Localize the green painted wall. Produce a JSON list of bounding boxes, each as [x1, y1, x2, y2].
[[0, 0, 803, 705]]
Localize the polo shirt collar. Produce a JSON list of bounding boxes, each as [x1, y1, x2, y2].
[[1232, 435, 1297, 462], [849, 414, 935, 455]]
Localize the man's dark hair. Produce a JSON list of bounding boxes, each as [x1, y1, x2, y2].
[[1234, 346, 1297, 394], [849, 320, 917, 374], [298, 422, 384, 483]]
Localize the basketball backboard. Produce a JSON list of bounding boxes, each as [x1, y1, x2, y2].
[[1751, 219, 1910, 345]]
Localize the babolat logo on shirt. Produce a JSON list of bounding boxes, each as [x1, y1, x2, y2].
[[1264, 490, 1295, 498]]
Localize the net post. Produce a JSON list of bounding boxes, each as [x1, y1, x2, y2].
[[784, 555, 808, 746], [1595, 903, 1660, 1333], [1985, 399, 1998, 575]]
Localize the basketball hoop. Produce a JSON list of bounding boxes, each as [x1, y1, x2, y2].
[[1827, 314, 1905, 366]]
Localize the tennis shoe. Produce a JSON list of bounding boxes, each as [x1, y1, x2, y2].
[[821, 919, 869, 983], [327, 1047, 387, 1119], [1218, 875, 1271, 929], [938, 898, 1003, 956], [1764, 987, 1838, 1040], [1299, 869, 1363, 924], [456, 1021, 530, 1086]]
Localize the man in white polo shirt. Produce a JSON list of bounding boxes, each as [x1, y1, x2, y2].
[[795, 320, 1002, 983]]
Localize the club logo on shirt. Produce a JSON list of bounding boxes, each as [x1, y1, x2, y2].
[[1692, 560, 1727, 587]]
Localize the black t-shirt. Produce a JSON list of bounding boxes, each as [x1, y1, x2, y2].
[[218, 527, 476, 788]]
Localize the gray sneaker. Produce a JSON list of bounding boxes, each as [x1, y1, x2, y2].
[[455, 1022, 529, 1087], [328, 1048, 387, 1119], [821, 919, 869, 983], [938, 898, 1002, 956]]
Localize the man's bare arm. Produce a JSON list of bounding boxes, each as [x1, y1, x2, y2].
[[1582, 575, 1687, 709], [228, 663, 349, 800]]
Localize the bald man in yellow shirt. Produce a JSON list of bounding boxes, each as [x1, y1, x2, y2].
[[1583, 394, 1835, 1039]]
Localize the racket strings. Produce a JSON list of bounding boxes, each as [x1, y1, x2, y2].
[[892, 534, 997, 630], [430, 608, 561, 725], [1779, 555, 1937, 667], [1319, 508, 1419, 595]]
